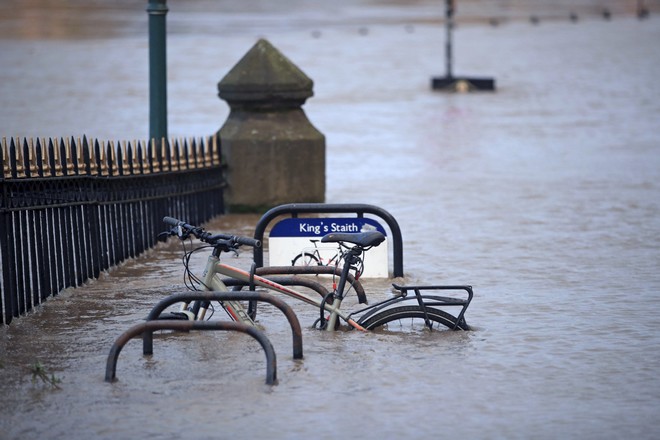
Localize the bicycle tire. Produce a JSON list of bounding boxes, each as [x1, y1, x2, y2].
[[292, 252, 321, 267], [361, 306, 469, 331]]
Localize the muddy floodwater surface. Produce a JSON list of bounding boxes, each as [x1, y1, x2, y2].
[[1, 1, 660, 439]]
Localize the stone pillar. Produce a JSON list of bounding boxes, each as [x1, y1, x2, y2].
[[217, 39, 325, 213]]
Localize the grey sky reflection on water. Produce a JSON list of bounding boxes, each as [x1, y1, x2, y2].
[[1, 2, 660, 439]]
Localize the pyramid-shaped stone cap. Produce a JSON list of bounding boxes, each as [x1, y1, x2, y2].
[[218, 39, 314, 108]]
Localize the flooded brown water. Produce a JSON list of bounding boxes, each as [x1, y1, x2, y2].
[[2, 1, 660, 439]]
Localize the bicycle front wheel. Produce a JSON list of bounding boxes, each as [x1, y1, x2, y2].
[[361, 306, 469, 332], [292, 252, 320, 267]]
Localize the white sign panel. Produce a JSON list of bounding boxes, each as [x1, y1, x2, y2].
[[268, 217, 389, 278]]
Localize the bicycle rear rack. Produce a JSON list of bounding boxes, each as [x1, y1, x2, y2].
[[394, 284, 473, 330], [353, 283, 473, 330], [105, 320, 278, 385]]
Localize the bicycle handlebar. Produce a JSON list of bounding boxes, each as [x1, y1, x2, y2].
[[163, 216, 189, 228], [162, 217, 261, 248], [227, 234, 262, 248]]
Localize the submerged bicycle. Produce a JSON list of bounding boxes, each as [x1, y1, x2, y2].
[[159, 216, 473, 332]]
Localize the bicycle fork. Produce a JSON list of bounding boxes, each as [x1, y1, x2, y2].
[[179, 254, 258, 326]]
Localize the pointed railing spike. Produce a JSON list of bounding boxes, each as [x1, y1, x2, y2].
[[172, 138, 179, 171], [47, 138, 57, 177], [1, 137, 8, 179], [182, 138, 187, 170], [14, 138, 25, 178], [107, 141, 116, 177], [116, 141, 125, 176], [201, 137, 210, 168], [161, 137, 170, 172], [58, 138, 67, 177], [99, 139, 106, 176], [22, 138, 32, 178], [207, 137, 214, 167], [82, 136, 92, 175], [127, 141, 134, 175], [64, 137, 74, 176], [191, 138, 199, 169], [9, 138, 18, 179], [149, 139, 158, 173], [136, 140, 145, 174], [69, 137, 79, 175], [35, 138, 44, 177]]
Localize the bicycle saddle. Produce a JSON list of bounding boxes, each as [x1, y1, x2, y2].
[[321, 230, 385, 248]]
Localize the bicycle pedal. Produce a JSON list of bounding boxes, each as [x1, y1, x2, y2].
[[160, 311, 195, 320], [178, 310, 196, 320]]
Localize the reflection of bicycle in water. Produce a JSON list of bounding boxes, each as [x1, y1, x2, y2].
[[291, 239, 344, 268]]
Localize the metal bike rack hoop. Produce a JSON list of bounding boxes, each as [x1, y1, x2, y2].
[[222, 275, 331, 298], [105, 320, 277, 385], [143, 291, 303, 359], [253, 203, 404, 277]]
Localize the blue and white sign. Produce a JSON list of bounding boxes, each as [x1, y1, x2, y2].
[[268, 218, 389, 278]]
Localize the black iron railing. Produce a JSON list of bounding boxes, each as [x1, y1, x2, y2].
[[0, 136, 225, 324]]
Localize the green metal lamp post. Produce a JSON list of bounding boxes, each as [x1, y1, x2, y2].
[[146, 0, 168, 141]]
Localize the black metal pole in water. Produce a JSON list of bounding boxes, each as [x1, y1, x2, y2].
[[445, 0, 454, 79], [106, 320, 278, 385], [146, 0, 168, 141], [432, 0, 495, 91]]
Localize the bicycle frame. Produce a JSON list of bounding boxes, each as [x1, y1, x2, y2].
[[164, 217, 470, 332], [189, 253, 367, 332]]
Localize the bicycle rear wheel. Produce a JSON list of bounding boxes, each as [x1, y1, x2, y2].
[[360, 306, 469, 332], [292, 252, 320, 267]]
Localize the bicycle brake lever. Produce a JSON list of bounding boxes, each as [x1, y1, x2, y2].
[[158, 228, 184, 240], [167, 225, 191, 240]]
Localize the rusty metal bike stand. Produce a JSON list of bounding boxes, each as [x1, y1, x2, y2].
[[217, 266, 367, 301], [105, 320, 277, 385], [253, 266, 367, 304], [143, 291, 303, 359], [222, 275, 331, 298]]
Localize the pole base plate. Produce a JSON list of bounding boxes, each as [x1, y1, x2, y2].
[[431, 76, 495, 92]]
